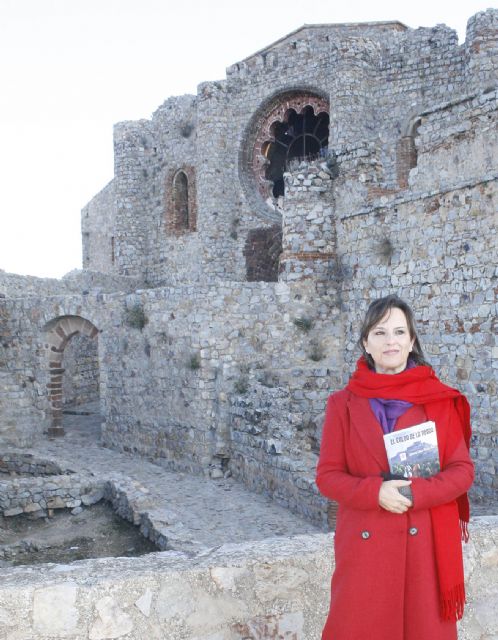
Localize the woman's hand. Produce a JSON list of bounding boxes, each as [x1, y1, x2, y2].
[[379, 480, 413, 513]]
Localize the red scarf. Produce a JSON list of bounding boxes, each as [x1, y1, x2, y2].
[[347, 357, 472, 621]]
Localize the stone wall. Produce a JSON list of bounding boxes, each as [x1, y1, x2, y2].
[[0, 472, 103, 518], [81, 181, 116, 273], [330, 90, 498, 503], [465, 10, 498, 93], [98, 281, 343, 525], [0, 280, 341, 523], [0, 517, 495, 639], [0, 452, 64, 476], [62, 333, 100, 407], [83, 11, 498, 287], [0, 471, 187, 553], [109, 96, 202, 284], [0, 268, 141, 298]]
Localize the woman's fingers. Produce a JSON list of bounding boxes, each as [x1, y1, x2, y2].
[[379, 480, 413, 512]]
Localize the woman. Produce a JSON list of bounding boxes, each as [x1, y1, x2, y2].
[[316, 295, 473, 640]]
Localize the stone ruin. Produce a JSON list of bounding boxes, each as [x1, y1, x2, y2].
[[0, 11, 497, 639]]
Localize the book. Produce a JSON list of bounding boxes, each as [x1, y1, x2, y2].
[[383, 420, 440, 478]]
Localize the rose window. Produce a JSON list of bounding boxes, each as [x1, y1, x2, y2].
[[252, 94, 330, 202]]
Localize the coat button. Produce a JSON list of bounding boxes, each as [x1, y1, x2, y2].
[[409, 527, 418, 536], [361, 530, 370, 539]]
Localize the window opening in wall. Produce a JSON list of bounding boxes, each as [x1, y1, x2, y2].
[[173, 171, 189, 229], [82, 232, 90, 267], [397, 117, 422, 189], [62, 333, 100, 416], [262, 106, 329, 198], [409, 118, 421, 170]]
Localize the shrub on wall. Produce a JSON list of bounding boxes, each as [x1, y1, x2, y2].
[[124, 304, 148, 330]]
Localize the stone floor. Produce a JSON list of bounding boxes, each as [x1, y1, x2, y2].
[[10, 403, 323, 551], [4, 402, 493, 558]]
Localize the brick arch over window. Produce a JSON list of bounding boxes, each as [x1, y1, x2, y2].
[[165, 166, 197, 234], [42, 315, 99, 437], [397, 117, 422, 189]]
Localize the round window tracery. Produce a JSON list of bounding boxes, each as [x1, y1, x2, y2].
[[251, 93, 330, 204]]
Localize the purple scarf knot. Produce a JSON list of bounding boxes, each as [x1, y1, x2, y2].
[[369, 397, 413, 434]]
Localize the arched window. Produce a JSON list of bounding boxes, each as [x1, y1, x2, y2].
[[242, 91, 330, 212], [397, 117, 422, 188], [173, 170, 189, 229], [261, 105, 329, 198], [166, 166, 197, 235]]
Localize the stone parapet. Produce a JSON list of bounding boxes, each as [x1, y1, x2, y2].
[[0, 268, 141, 299], [0, 517, 495, 639]]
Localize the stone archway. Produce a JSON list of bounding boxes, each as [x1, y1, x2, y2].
[[42, 315, 99, 437]]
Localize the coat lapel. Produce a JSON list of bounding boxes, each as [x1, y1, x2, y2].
[[346, 394, 388, 470]]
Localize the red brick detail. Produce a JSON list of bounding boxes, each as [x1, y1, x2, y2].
[[280, 251, 335, 260], [165, 166, 197, 236]]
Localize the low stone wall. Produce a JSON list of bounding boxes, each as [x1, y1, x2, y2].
[[0, 269, 141, 299], [0, 470, 201, 555], [0, 517, 495, 639], [0, 473, 103, 518], [0, 453, 64, 476]]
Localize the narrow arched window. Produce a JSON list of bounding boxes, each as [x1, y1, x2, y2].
[[173, 171, 189, 229], [397, 117, 422, 188], [165, 166, 197, 235]]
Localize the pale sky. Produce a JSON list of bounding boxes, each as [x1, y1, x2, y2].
[[0, 0, 495, 278]]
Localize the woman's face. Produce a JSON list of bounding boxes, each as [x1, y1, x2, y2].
[[363, 307, 415, 375]]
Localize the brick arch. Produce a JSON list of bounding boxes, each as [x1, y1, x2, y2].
[[42, 315, 99, 437]]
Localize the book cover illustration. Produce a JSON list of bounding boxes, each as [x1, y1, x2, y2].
[[383, 420, 440, 478]]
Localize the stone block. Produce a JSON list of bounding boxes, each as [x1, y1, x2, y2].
[[89, 596, 133, 640], [47, 495, 66, 509], [135, 588, 153, 617], [210, 566, 249, 592], [232, 611, 305, 639], [81, 489, 104, 507], [24, 502, 42, 513], [33, 582, 79, 637], [253, 563, 309, 601]]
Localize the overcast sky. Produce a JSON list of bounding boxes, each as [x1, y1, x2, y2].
[[0, 0, 495, 278]]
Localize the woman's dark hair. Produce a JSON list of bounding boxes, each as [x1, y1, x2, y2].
[[358, 295, 430, 368]]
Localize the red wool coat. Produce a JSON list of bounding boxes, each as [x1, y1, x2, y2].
[[316, 389, 474, 640]]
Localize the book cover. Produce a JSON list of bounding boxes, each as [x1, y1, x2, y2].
[[383, 421, 440, 478]]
